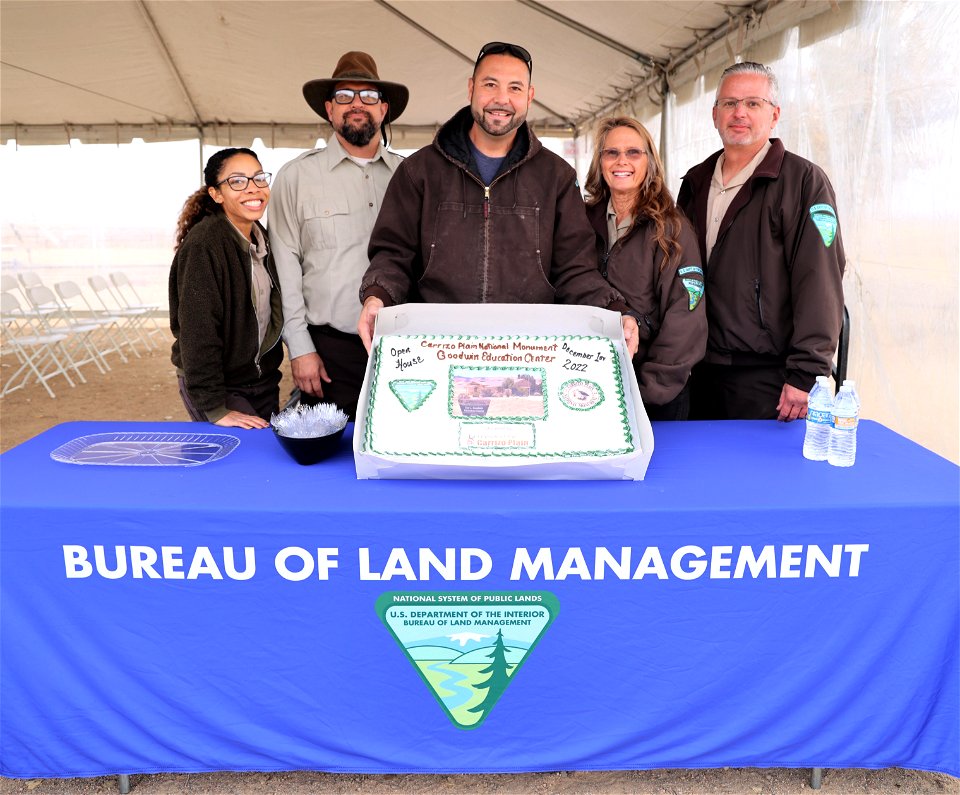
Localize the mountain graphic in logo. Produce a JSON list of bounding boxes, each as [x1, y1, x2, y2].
[[377, 591, 559, 729]]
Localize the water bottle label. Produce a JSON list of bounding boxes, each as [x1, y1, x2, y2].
[[808, 408, 832, 425], [833, 415, 858, 430]]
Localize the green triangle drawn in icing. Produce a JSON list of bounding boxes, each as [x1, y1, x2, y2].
[[377, 591, 560, 729], [388, 379, 437, 411]]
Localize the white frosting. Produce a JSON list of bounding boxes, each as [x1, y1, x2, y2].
[[363, 335, 635, 459]]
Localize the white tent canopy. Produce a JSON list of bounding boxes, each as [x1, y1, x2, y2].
[[1, 0, 834, 148], [2, 1, 958, 463]]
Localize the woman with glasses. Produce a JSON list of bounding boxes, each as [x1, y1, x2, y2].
[[585, 117, 706, 420], [169, 147, 284, 428]]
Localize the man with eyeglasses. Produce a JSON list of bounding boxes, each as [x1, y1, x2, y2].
[[357, 42, 639, 354], [677, 61, 845, 422], [269, 51, 408, 420]]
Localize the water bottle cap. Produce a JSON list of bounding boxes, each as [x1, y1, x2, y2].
[[839, 384, 853, 392]]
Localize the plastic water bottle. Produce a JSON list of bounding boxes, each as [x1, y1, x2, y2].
[[842, 379, 861, 410], [803, 376, 833, 461], [827, 384, 859, 467]]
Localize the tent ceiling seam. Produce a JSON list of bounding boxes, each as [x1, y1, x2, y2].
[[135, 0, 202, 128], [0, 60, 170, 118], [517, 0, 664, 69], [375, 0, 575, 127], [572, 0, 774, 131]]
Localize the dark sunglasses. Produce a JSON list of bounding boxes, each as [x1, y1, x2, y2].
[[475, 41, 533, 75]]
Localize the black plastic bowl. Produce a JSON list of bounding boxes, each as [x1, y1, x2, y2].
[[273, 426, 346, 466]]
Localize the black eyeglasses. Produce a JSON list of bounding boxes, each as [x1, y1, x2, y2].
[[217, 172, 271, 191], [331, 88, 383, 105], [475, 42, 533, 75]]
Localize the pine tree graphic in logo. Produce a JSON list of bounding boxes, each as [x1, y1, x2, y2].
[[377, 591, 559, 729]]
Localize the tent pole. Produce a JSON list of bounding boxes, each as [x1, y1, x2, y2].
[[198, 132, 204, 183], [659, 72, 671, 189], [572, 128, 582, 187]]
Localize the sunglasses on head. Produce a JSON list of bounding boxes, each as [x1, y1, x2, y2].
[[475, 42, 533, 74]]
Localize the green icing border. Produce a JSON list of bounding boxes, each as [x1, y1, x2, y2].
[[364, 335, 635, 458]]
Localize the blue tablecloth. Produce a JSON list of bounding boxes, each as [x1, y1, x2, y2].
[[1, 420, 957, 778]]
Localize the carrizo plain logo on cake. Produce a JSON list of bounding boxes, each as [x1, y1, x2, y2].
[[559, 379, 603, 411], [377, 591, 559, 729]]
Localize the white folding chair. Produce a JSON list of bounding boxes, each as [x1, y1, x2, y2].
[[16, 271, 44, 304], [26, 284, 108, 375], [108, 271, 165, 347], [88, 274, 156, 353], [4, 273, 47, 324], [109, 271, 159, 312], [1, 291, 77, 398], [55, 280, 130, 365], [66, 278, 143, 359]]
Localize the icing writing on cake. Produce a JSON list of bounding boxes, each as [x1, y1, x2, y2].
[[364, 335, 634, 460]]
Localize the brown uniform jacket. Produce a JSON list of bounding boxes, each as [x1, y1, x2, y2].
[[361, 107, 626, 312], [587, 201, 706, 407], [677, 138, 845, 391]]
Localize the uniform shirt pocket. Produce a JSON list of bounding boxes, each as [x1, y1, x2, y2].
[[302, 197, 350, 250]]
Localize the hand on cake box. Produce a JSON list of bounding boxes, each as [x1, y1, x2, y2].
[[621, 315, 639, 356], [359, 297, 384, 352]]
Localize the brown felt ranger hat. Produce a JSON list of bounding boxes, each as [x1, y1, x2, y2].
[[302, 51, 409, 124]]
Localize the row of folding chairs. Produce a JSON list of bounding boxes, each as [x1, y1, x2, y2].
[[1, 270, 165, 399]]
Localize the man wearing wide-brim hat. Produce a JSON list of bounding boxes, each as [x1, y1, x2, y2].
[[269, 51, 408, 421]]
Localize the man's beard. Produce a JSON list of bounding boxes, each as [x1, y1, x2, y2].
[[471, 104, 524, 138], [337, 111, 379, 147]]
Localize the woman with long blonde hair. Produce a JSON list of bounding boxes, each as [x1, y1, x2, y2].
[[584, 117, 706, 420]]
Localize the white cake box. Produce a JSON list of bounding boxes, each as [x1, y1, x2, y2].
[[353, 303, 654, 480]]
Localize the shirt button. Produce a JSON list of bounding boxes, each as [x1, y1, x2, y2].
[[369, 202, 374, 207]]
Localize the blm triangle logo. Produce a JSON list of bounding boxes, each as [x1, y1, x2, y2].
[[377, 591, 559, 729]]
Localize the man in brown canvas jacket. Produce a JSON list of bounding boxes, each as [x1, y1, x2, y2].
[[677, 61, 845, 421], [358, 42, 639, 355]]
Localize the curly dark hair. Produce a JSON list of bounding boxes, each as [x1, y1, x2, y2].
[[174, 147, 259, 251], [584, 118, 682, 270]]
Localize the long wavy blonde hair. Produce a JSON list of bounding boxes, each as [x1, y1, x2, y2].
[[584, 117, 683, 270]]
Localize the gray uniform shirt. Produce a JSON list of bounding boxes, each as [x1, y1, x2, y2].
[[268, 134, 401, 357]]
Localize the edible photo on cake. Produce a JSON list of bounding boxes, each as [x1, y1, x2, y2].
[[451, 369, 546, 419]]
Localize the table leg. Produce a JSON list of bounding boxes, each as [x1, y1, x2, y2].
[[810, 767, 823, 789], [117, 774, 131, 793]]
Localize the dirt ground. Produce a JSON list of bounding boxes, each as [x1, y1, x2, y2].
[[1, 328, 957, 795]]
